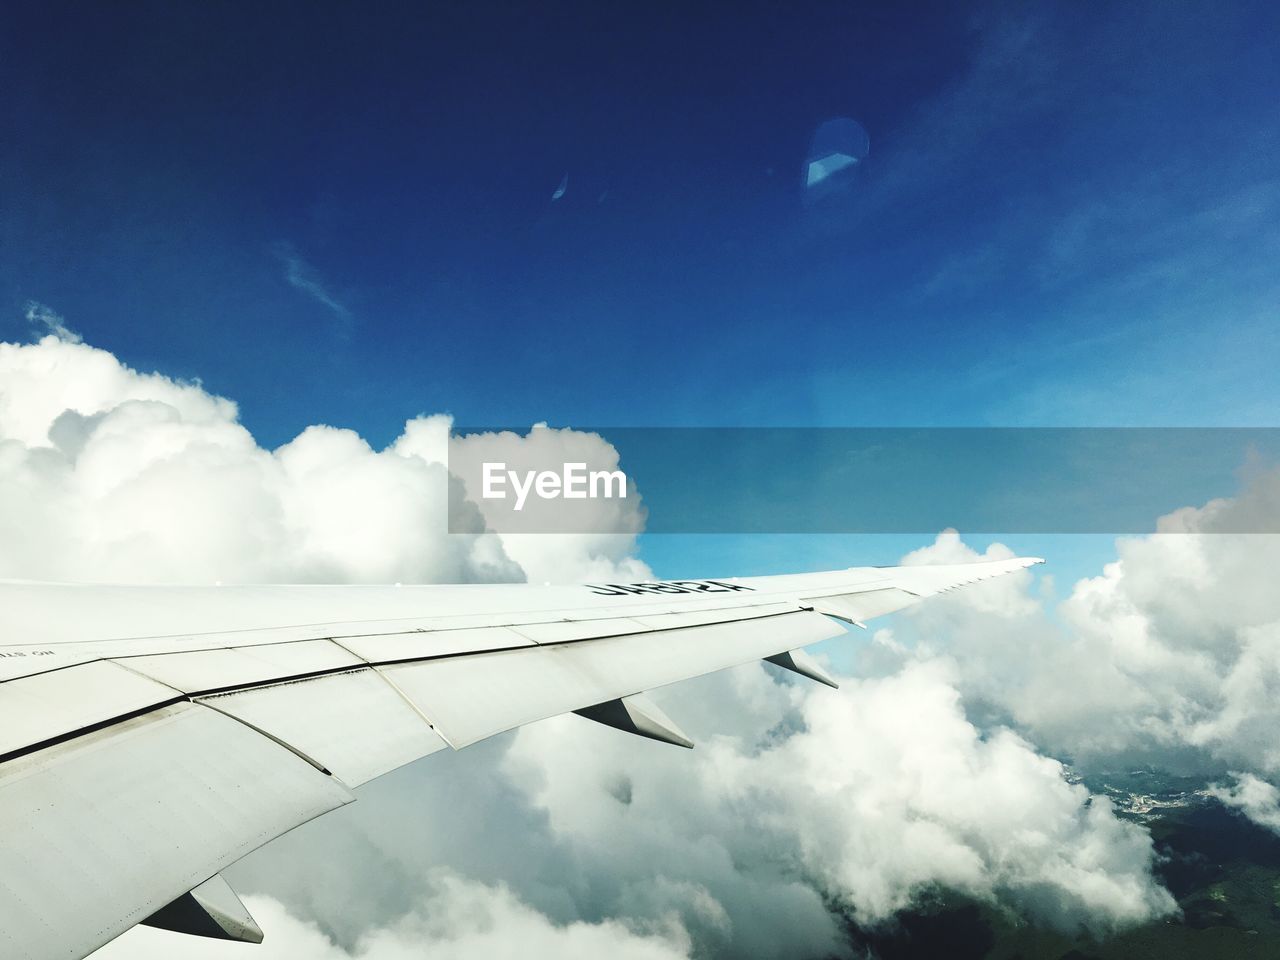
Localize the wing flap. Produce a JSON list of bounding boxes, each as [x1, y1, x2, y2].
[[0, 702, 352, 960], [381, 610, 843, 748], [200, 669, 448, 787]]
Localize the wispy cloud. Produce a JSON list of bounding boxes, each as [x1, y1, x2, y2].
[[271, 242, 354, 336], [24, 300, 81, 343]]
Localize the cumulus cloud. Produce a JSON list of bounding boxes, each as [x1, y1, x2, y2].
[[507, 661, 1173, 943], [865, 471, 1280, 822], [725, 664, 1171, 932], [0, 334, 647, 584], [441, 423, 650, 585]]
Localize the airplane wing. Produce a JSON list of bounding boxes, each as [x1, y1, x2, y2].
[[0, 556, 1041, 960]]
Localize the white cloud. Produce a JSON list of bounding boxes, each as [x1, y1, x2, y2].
[[437, 423, 650, 585], [867, 471, 1280, 815], [507, 661, 1173, 941], [0, 334, 232, 447], [273, 242, 354, 333], [1208, 773, 1280, 835], [24, 300, 82, 344], [0, 334, 647, 585]]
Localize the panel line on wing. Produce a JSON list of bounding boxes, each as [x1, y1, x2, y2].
[[515, 608, 805, 647], [0, 654, 105, 685], [198, 668, 450, 785], [328, 637, 450, 736], [0, 695, 189, 766], [198, 699, 337, 779]]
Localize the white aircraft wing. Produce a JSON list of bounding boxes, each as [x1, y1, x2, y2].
[[0, 555, 1041, 960]]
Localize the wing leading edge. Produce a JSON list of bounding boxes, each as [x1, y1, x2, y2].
[[0, 556, 1041, 959]]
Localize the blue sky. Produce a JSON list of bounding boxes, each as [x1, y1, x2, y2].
[[2, 1, 1278, 579]]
